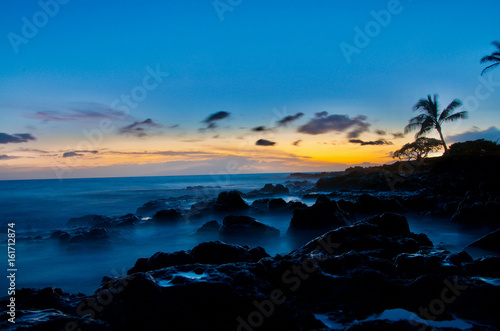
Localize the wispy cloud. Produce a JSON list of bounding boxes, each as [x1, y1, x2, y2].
[[0, 133, 36, 144], [200, 111, 230, 131], [298, 113, 370, 138], [0, 155, 21, 160], [63, 152, 84, 158], [375, 130, 386, 135], [118, 118, 165, 137], [292, 139, 302, 146], [251, 126, 271, 132], [446, 126, 500, 143], [392, 132, 405, 139], [256, 139, 276, 146], [277, 112, 304, 126], [349, 139, 392, 146], [25, 102, 129, 123]]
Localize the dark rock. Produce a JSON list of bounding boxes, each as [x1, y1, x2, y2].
[[128, 241, 270, 274], [115, 213, 140, 227], [219, 215, 280, 239], [268, 198, 288, 210], [68, 228, 110, 244], [354, 194, 406, 215], [49, 230, 70, 242], [152, 209, 183, 223], [287, 195, 350, 236], [195, 220, 220, 235], [292, 213, 432, 259], [467, 228, 500, 252], [136, 199, 168, 216], [128, 250, 194, 274], [213, 191, 249, 212], [191, 241, 269, 264]]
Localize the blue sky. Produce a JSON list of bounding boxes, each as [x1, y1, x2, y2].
[[0, 0, 499, 179]]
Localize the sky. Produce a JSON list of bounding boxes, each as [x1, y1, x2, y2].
[[0, 0, 499, 180]]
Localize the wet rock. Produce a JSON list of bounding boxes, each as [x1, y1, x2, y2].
[[287, 195, 350, 236], [128, 250, 194, 274], [49, 230, 70, 242], [213, 191, 249, 212], [219, 215, 280, 239], [354, 194, 406, 215], [114, 213, 140, 227], [191, 241, 269, 264], [68, 227, 110, 244], [152, 209, 183, 223], [136, 199, 168, 216], [466, 228, 500, 252], [195, 220, 220, 235]]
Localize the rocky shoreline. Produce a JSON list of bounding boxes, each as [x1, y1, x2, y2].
[[1, 154, 499, 330]]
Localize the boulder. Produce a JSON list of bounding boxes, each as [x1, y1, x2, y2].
[[213, 191, 249, 212], [219, 215, 280, 239], [152, 209, 183, 223], [195, 220, 220, 235], [190, 241, 269, 264], [136, 199, 168, 216], [287, 195, 350, 236], [466, 228, 500, 252]]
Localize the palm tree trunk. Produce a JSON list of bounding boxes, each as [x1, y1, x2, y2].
[[436, 125, 448, 155]]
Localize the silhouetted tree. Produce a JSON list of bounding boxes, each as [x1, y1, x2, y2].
[[404, 95, 468, 155], [481, 41, 500, 75], [393, 137, 443, 161]]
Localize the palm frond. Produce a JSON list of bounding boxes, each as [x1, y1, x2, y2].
[[439, 99, 463, 122], [415, 118, 434, 138], [480, 55, 500, 64], [481, 62, 500, 75], [442, 111, 469, 123]]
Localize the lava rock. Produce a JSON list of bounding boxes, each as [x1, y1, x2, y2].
[[213, 191, 249, 212], [152, 209, 183, 223], [219, 215, 280, 239]]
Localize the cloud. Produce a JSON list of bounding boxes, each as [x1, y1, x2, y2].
[[200, 111, 230, 130], [25, 102, 130, 123], [0, 155, 20, 160], [315, 111, 328, 118], [446, 126, 500, 143], [119, 118, 163, 137], [63, 152, 84, 158], [62, 150, 98, 158], [392, 132, 405, 139], [0, 133, 36, 144], [349, 139, 393, 146], [298, 114, 370, 137], [251, 126, 270, 132], [256, 139, 276, 146], [292, 140, 302, 146], [375, 130, 386, 136], [277, 112, 304, 126]]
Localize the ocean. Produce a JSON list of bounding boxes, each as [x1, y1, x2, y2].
[[0, 173, 305, 294]]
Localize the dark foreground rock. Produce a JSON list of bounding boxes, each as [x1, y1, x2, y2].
[[219, 215, 280, 240], [288, 195, 350, 237], [466, 228, 500, 252], [3, 213, 500, 330], [213, 190, 249, 212]]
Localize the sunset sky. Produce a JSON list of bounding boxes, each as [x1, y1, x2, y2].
[[0, 0, 499, 180]]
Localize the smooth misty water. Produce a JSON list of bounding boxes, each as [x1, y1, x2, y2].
[[0, 173, 302, 294], [0, 173, 493, 295]]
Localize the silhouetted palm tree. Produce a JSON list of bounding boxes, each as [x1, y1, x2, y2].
[[404, 95, 468, 155], [481, 41, 500, 75]]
